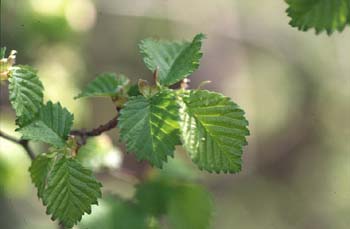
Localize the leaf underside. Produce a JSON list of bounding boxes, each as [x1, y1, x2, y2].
[[8, 66, 44, 126], [75, 73, 129, 99], [139, 33, 205, 86], [179, 90, 249, 173], [118, 90, 180, 167], [18, 101, 74, 147], [286, 0, 350, 34]]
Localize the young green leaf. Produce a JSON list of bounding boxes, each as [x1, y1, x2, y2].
[[8, 66, 44, 126], [18, 101, 74, 147], [75, 73, 129, 99], [286, 0, 350, 34], [139, 33, 205, 86], [118, 90, 180, 167], [29, 153, 57, 198], [42, 155, 102, 228], [179, 90, 249, 173]]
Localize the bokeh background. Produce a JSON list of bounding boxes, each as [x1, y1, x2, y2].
[[1, 0, 350, 228]]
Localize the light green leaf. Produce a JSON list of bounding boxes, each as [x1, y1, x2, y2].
[[75, 73, 129, 99], [139, 34, 205, 86], [286, 0, 350, 34], [8, 66, 44, 126], [168, 184, 212, 229], [118, 90, 180, 167], [43, 155, 102, 228], [179, 90, 249, 173], [29, 153, 57, 198], [18, 101, 74, 147]]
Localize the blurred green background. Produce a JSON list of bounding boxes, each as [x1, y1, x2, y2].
[[1, 0, 350, 228]]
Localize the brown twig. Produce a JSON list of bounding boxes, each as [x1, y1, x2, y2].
[[70, 111, 119, 147], [0, 130, 35, 160]]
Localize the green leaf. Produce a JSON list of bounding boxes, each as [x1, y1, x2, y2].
[[139, 33, 205, 86], [8, 66, 44, 126], [179, 90, 249, 173], [0, 47, 6, 58], [18, 101, 74, 147], [29, 153, 56, 198], [43, 155, 102, 228], [118, 90, 180, 167], [75, 73, 129, 99], [167, 184, 212, 229], [286, 0, 350, 34]]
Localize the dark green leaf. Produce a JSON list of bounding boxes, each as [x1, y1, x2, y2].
[[8, 66, 44, 126], [18, 101, 74, 147], [43, 156, 102, 228], [286, 0, 350, 34], [118, 90, 180, 167]]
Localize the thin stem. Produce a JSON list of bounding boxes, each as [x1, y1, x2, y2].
[[70, 109, 120, 148], [0, 130, 35, 160]]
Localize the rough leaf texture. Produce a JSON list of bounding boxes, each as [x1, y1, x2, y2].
[[43, 156, 102, 228], [286, 0, 350, 34], [18, 101, 74, 147], [139, 34, 205, 86], [75, 73, 129, 99], [179, 90, 249, 173], [8, 66, 44, 126], [118, 90, 180, 167]]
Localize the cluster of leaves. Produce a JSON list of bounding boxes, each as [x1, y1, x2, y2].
[[1, 48, 102, 228], [286, 0, 350, 34], [1, 33, 249, 228]]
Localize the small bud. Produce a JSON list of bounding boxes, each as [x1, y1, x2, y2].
[[0, 49, 17, 81]]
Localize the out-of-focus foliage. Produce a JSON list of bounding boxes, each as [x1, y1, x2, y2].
[[80, 157, 212, 229], [76, 134, 123, 171]]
